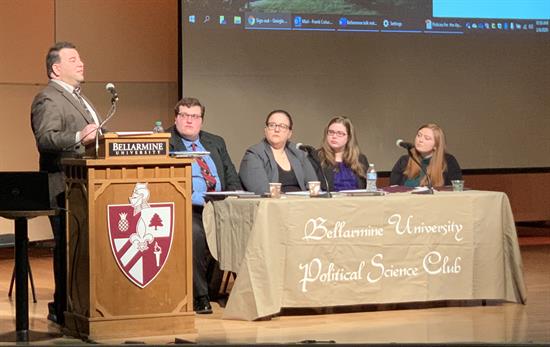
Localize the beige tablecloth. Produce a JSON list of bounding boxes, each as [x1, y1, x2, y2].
[[203, 190, 526, 321]]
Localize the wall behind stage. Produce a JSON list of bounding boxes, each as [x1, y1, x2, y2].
[[0, 0, 179, 240], [181, 27, 550, 171]]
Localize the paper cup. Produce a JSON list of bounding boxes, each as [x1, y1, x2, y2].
[[308, 181, 321, 196], [269, 182, 282, 198], [451, 180, 464, 192]]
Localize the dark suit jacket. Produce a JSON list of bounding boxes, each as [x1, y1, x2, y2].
[[389, 153, 462, 186], [239, 139, 318, 195], [31, 81, 100, 206], [168, 126, 242, 191], [308, 150, 369, 191]]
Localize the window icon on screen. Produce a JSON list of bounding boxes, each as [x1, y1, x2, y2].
[[234, 16, 242, 25], [219, 16, 227, 25], [294, 16, 302, 27], [188, 15, 196, 24], [425, 19, 432, 30], [248, 15, 256, 26]]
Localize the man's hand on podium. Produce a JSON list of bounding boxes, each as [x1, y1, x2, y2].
[[80, 123, 99, 145]]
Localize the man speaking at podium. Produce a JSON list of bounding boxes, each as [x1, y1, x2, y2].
[[31, 41, 101, 325], [168, 97, 242, 314]]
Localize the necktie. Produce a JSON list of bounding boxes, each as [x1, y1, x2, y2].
[[73, 87, 94, 123], [192, 143, 217, 191]]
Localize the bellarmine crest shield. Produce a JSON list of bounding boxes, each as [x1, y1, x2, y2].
[[107, 183, 174, 288]]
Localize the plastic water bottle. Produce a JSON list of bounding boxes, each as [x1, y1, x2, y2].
[[366, 163, 377, 192], [153, 120, 164, 133]]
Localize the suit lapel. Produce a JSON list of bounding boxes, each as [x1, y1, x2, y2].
[[49, 81, 94, 124], [81, 94, 103, 124]]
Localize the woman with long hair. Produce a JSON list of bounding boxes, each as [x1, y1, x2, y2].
[[390, 123, 462, 187], [311, 116, 369, 191]]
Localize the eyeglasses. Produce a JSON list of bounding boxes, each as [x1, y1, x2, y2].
[[177, 113, 202, 120], [327, 130, 347, 137], [266, 122, 290, 131]]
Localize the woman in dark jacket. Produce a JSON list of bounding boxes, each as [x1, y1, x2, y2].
[[239, 109, 318, 194], [390, 123, 462, 187]]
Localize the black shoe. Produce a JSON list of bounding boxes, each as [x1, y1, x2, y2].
[[194, 296, 213, 314], [47, 301, 58, 324], [47, 301, 65, 325]]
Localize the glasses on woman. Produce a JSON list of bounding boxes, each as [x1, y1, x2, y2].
[[327, 129, 347, 137], [177, 113, 202, 120], [266, 122, 290, 131]]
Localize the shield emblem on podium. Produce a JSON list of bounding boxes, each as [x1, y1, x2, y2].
[[107, 183, 175, 288]]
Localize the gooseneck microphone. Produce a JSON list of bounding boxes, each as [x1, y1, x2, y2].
[[296, 143, 316, 153], [395, 139, 434, 194], [99, 83, 119, 129], [63, 83, 119, 152], [105, 83, 119, 103], [296, 143, 332, 198], [92, 83, 120, 156], [396, 139, 414, 150]]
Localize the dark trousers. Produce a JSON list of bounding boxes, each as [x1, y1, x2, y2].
[[49, 192, 66, 325], [192, 207, 223, 301]]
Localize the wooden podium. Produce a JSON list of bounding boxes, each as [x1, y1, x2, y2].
[[62, 133, 195, 340]]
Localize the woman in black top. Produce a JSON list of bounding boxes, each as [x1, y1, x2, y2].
[[239, 110, 318, 194], [390, 123, 462, 187]]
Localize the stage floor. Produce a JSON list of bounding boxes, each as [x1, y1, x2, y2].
[[0, 232, 549, 345]]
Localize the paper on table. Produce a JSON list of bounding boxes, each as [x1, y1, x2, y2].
[[339, 190, 386, 196], [115, 131, 154, 136], [283, 191, 311, 196], [205, 191, 255, 196], [170, 151, 210, 157]]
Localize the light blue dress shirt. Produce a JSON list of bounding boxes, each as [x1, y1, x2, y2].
[[181, 138, 221, 206]]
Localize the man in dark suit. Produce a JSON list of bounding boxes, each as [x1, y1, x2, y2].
[[31, 42, 101, 325], [168, 97, 242, 314]]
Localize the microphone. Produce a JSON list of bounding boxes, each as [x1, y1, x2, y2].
[[296, 143, 316, 153], [395, 139, 434, 194], [396, 139, 414, 150], [105, 83, 119, 103], [296, 143, 332, 198], [63, 84, 119, 153]]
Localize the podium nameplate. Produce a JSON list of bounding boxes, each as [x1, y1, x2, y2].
[[86, 132, 171, 159]]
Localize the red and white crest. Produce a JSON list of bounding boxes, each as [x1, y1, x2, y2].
[[107, 183, 174, 288]]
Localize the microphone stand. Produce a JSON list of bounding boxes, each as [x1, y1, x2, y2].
[[306, 149, 332, 198], [407, 148, 434, 195], [94, 97, 118, 158]]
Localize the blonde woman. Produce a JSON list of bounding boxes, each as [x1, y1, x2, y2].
[[390, 123, 462, 187]]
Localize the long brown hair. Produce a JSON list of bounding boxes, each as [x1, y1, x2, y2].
[[404, 123, 448, 187], [318, 116, 365, 177]]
